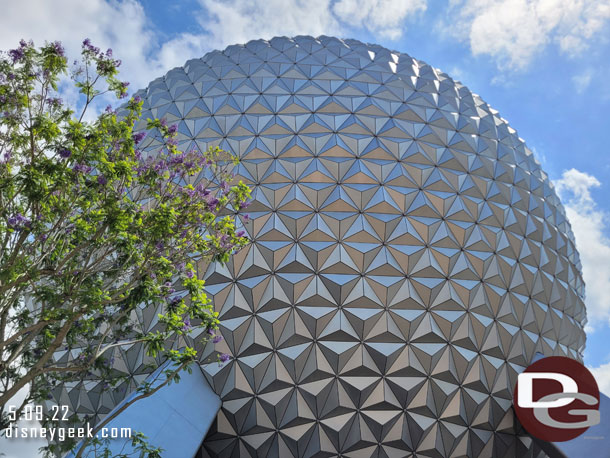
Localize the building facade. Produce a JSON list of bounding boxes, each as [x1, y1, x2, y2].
[[56, 36, 588, 458]]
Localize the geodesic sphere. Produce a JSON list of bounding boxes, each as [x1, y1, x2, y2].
[[133, 36, 587, 458]]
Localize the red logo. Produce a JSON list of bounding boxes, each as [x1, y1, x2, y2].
[[513, 356, 600, 442]]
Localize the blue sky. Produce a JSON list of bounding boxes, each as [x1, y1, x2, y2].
[[1, 0, 609, 385]]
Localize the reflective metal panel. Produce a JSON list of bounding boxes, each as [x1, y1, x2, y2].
[[54, 36, 588, 458]]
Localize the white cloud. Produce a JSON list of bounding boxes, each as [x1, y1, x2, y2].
[[572, 68, 594, 94], [155, 33, 213, 73], [0, 0, 430, 104], [333, 0, 427, 40], [197, 0, 342, 51], [554, 169, 610, 330], [444, 0, 610, 70], [0, 0, 163, 91], [589, 361, 610, 396], [197, 0, 426, 50]]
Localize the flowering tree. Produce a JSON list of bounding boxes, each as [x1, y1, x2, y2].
[[0, 39, 249, 454]]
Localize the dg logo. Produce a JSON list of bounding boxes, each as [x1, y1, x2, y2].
[[514, 356, 601, 442]]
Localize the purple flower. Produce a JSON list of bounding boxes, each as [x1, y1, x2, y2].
[[236, 230, 245, 238], [159, 118, 167, 127], [58, 148, 71, 158], [168, 153, 184, 165], [7, 213, 31, 230], [163, 280, 175, 295], [182, 317, 191, 332], [206, 196, 219, 208], [8, 41, 26, 64], [220, 234, 229, 247], [73, 163, 91, 174], [82, 38, 100, 55], [133, 131, 146, 144], [97, 174, 107, 185], [48, 97, 63, 107], [186, 270, 194, 279], [155, 241, 164, 250], [51, 41, 65, 57], [8, 48, 24, 63], [118, 82, 130, 99], [119, 81, 130, 98], [106, 48, 113, 57], [213, 334, 223, 344], [133, 95, 141, 103], [168, 124, 177, 135], [219, 353, 231, 363]]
